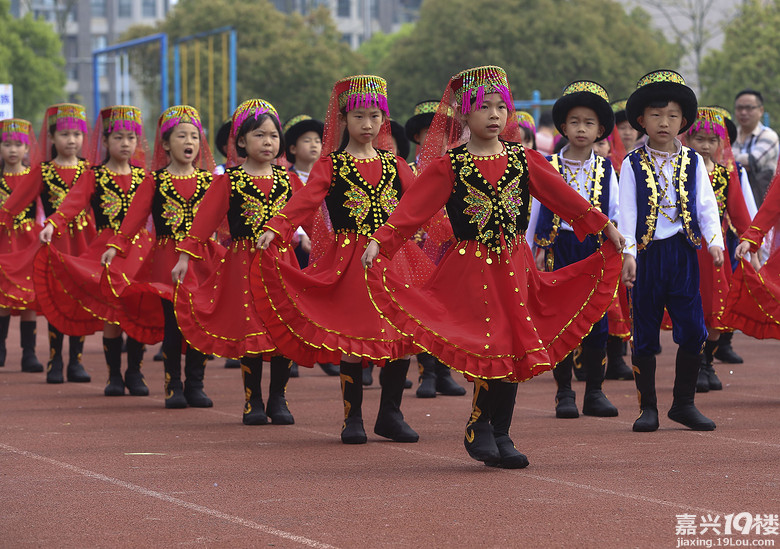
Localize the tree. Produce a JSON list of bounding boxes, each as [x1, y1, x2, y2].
[[378, 0, 679, 121], [699, 0, 780, 126], [0, 0, 66, 123], [357, 23, 414, 75], [122, 0, 363, 136]]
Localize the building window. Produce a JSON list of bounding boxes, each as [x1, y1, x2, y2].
[[142, 0, 156, 17], [91, 0, 106, 17], [118, 0, 132, 17], [93, 35, 108, 77], [337, 0, 350, 18]]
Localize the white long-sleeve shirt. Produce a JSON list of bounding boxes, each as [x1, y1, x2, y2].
[[618, 140, 724, 258]]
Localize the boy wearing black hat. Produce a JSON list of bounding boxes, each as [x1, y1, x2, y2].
[[404, 100, 438, 174], [533, 80, 620, 419], [618, 70, 724, 432]]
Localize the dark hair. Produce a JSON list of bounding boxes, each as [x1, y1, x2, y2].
[[234, 112, 285, 159], [539, 110, 554, 128], [646, 99, 671, 109], [215, 120, 231, 157], [519, 125, 537, 150], [735, 89, 763, 105], [553, 136, 568, 154]]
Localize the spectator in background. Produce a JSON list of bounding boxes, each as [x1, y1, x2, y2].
[[733, 89, 779, 206]]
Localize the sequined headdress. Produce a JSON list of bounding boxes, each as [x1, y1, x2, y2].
[[322, 74, 392, 156], [515, 111, 536, 136], [38, 103, 90, 163], [89, 105, 147, 167], [152, 105, 214, 172], [415, 65, 522, 173], [226, 99, 282, 167], [1, 118, 33, 145], [688, 107, 727, 140], [449, 66, 512, 115], [552, 80, 614, 142], [625, 69, 697, 135]]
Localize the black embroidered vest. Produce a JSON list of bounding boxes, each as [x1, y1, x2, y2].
[[0, 168, 36, 230], [227, 165, 292, 241], [627, 146, 702, 253], [40, 160, 90, 230], [325, 150, 402, 236], [445, 143, 530, 254], [90, 166, 145, 231], [151, 169, 210, 241], [709, 164, 738, 236], [534, 153, 612, 249]]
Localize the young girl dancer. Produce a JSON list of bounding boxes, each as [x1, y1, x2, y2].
[[101, 105, 221, 408], [362, 66, 624, 468], [0, 119, 44, 371], [684, 107, 752, 391], [254, 75, 433, 444], [172, 99, 300, 425], [37, 105, 152, 394], [0, 104, 95, 381]]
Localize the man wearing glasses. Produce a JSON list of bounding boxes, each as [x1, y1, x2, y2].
[[734, 89, 779, 206]]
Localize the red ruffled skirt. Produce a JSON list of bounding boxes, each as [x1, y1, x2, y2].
[[698, 242, 732, 331], [365, 236, 622, 382], [251, 232, 434, 366], [175, 239, 282, 359], [33, 228, 154, 336], [0, 224, 92, 311], [607, 290, 631, 339], [102, 237, 223, 344], [720, 253, 780, 339]]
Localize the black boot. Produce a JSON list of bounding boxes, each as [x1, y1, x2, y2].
[[45, 324, 64, 382], [572, 346, 586, 381], [435, 357, 466, 396], [66, 335, 90, 382], [183, 346, 212, 407], [632, 355, 659, 432], [241, 355, 267, 425], [318, 362, 340, 376], [103, 336, 125, 396], [362, 364, 373, 386], [668, 348, 716, 431], [162, 329, 187, 409], [224, 358, 241, 369], [289, 362, 299, 378], [714, 331, 743, 364], [415, 353, 437, 398], [464, 378, 500, 462], [605, 335, 633, 380], [153, 348, 163, 361], [696, 352, 711, 393], [374, 358, 419, 442], [702, 339, 722, 390], [267, 355, 294, 425], [124, 337, 148, 396], [581, 346, 618, 417], [340, 361, 367, 444], [0, 315, 8, 367], [553, 354, 579, 418], [18, 320, 43, 373], [485, 382, 529, 469]]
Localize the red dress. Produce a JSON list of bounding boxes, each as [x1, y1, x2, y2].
[[367, 144, 622, 382], [251, 150, 433, 365], [697, 164, 751, 331], [175, 165, 302, 359], [32, 166, 154, 335], [102, 169, 223, 344], [721, 179, 780, 339], [0, 161, 95, 310]]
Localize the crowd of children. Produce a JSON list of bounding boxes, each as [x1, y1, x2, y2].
[[1, 65, 779, 469]]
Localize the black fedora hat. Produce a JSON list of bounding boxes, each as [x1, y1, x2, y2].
[[625, 70, 697, 135], [283, 114, 324, 164], [404, 100, 438, 144], [552, 80, 614, 142]]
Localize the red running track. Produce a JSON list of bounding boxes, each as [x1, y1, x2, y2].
[[1, 317, 778, 548]]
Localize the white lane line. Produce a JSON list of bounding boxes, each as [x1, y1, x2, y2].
[[0, 442, 339, 549]]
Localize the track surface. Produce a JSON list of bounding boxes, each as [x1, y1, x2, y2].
[[1, 318, 778, 548]]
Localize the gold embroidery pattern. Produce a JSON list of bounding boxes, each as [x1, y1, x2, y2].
[[636, 149, 660, 252], [463, 182, 492, 232], [157, 169, 210, 240], [42, 161, 90, 232], [232, 166, 291, 240], [0, 169, 36, 230], [97, 166, 144, 230]]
